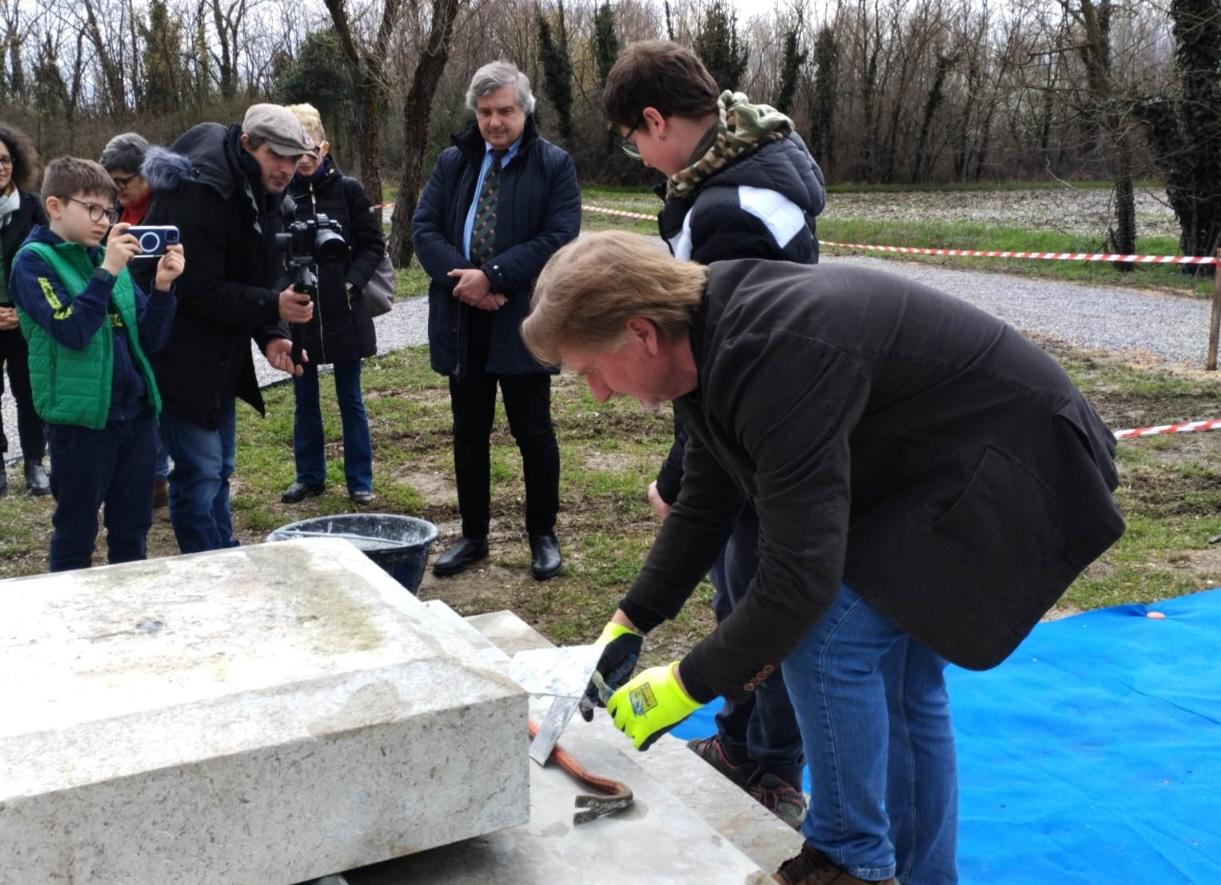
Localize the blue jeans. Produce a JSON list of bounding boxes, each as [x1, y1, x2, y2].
[[160, 401, 238, 554], [781, 585, 958, 884], [292, 360, 372, 493], [46, 410, 156, 571], [711, 505, 804, 787]]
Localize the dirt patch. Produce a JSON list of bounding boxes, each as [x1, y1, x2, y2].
[[392, 467, 457, 507], [582, 450, 646, 473]]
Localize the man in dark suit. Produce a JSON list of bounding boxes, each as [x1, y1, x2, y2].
[[523, 231, 1125, 885], [413, 60, 580, 581]]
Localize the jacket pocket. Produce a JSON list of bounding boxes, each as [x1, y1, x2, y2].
[[923, 446, 1071, 668]]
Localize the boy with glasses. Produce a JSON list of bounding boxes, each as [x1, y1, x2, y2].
[[8, 157, 184, 571]]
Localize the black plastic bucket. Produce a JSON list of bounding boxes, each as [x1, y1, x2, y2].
[[267, 514, 439, 594]]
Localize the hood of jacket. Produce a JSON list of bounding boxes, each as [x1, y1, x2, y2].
[[659, 92, 824, 219]]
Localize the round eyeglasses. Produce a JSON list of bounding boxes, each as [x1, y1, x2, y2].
[[67, 197, 119, 224]]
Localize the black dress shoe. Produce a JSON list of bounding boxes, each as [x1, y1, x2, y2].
[[433, 536, 489, 577], [281, 481, 325, 503], [529, 533, 562, 581], [24, 460, 50, 496]]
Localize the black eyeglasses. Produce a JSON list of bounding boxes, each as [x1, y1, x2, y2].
[[67, 197, 119, 224], [0, 157, 13, 168], [110, 174, 138, 189], [619, 115, 645, 161]]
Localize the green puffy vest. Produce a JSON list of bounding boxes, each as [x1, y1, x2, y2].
[[15, 240, 161, 429]]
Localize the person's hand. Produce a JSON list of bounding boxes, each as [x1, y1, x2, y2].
[[265, 338, 306, 376], [447, 267, 491, 305], [154, 244, 185, 291], [278, 286, 314, 323], [647, 481, 672, 521], [0, 306, 18, 331], [101, 223, 140, 275], [579, 615, 644, 722], [607, 662, 703, 751], [472, 293, 508, 312]]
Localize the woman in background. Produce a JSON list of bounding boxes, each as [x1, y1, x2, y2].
[[0, 123, 49, 497]]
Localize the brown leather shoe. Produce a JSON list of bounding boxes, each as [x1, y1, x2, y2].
[[773, 843, 898, 885]]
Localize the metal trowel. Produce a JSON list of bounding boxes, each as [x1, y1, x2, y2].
[[506, 644, 603, 766]]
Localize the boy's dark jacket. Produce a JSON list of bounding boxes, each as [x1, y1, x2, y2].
[[620, 260, 1125, 705], [136, 123, 291, 428], [287, 156, 381, 365], [412, 114, 580, 377], [9, 225, 175, 424]]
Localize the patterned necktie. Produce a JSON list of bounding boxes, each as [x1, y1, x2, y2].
[[469, 150, 505, 267]]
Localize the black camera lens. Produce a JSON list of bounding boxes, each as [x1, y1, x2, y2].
[[313, 227, 348, 261]]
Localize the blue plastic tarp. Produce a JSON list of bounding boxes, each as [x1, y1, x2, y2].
[[671, 590, 1221, 882]]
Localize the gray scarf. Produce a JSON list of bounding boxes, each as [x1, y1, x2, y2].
[[0, 188, 20, 229]]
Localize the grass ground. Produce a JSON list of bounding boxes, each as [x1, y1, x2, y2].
[[2, 331, 1217, 667], [579, 186, 1216, 297]]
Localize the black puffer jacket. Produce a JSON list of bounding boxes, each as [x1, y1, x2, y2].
[[657, 131, 825, 265], [654, 130, 827, 505], [287, 156, 380, 365], [137, 123, 290, 428]]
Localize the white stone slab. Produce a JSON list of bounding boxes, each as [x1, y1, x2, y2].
[[342, 610, 793, 884], [0, 539, 528, 885]]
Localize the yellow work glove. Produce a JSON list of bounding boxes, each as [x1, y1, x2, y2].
[[607, 662, 703, 751], [579, 619, 644, 721]]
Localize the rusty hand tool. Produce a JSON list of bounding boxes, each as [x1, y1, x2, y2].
[[527, 718, 634, 824]]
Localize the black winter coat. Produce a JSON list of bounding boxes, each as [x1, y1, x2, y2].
[[287, 157, 380, 365], [412, 115, 580, 377], [137, 123, 291, 428], [620, 260, 1124, 705], [1, 190, 47, 286]]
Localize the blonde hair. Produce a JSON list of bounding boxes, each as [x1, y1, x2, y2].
[[523, 231, 709, 367], [285, 103, 326, 144]]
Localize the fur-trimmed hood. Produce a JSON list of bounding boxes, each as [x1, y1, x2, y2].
[[142, 122, 240, 200], [141, 121, 295, 230]]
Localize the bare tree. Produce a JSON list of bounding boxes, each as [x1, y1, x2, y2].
[[323, 0, 404, 201], [388, 0, 468, 266]]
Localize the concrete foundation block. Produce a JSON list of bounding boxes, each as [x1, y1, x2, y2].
[[0, 538, 528, 885]]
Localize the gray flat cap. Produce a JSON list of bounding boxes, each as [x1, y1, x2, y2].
[[242, 103, 315, 157]]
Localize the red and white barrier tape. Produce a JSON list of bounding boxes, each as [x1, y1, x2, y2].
[[1114, 419, 1221, 441], [583, 204, 656, 221], [581, 205, 1218, 265], [820, 240, 1218, 266]]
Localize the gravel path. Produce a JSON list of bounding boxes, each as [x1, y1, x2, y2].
[[2, 262, 1215, 464], [825, 255, 1216, 367]]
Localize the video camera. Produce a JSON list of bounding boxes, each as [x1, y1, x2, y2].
[[275, 214, 347, 366]]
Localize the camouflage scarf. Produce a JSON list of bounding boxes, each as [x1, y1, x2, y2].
[[666, 91, 793, 200]]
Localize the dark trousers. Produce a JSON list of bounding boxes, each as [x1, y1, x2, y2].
[[0, 327, 46, 460], [46, 410, 156, 571], [448, 313, 559, 539], [711, 504, 806, 788]]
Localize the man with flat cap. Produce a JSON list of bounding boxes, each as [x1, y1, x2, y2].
[[135, 103, 316, 552]]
